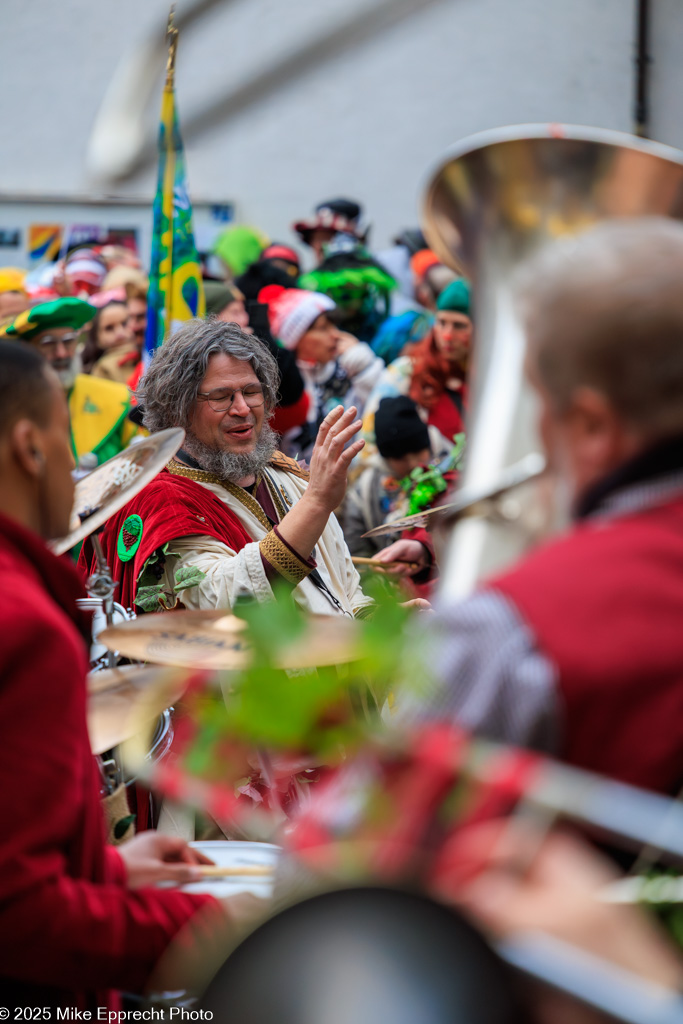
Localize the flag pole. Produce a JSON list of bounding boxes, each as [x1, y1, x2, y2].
[[145, 3, 204, 358], [165, 5, 179, 88], [161, 5, 178, 339]]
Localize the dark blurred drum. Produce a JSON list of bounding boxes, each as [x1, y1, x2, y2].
[[201, 887, 523, 1024]]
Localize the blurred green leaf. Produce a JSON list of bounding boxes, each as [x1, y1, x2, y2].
[[233, 581, 307, 664]]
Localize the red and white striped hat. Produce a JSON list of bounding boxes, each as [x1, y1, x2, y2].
[[259, 285, 335, 350]]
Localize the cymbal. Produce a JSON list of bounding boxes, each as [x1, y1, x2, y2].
[[362, 452, 546, 538], [87, 663, 190, 755], [99, 609, 363, 671], [50, 427, 185, 555]]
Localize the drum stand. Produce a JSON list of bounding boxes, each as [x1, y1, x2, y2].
[[86, 532, 119, 669]]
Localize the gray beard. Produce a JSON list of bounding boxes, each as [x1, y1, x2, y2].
[[182, 422, 279, 483], [55, 356, 78, 391]]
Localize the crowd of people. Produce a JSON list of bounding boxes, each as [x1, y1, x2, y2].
[[0, 199, 469, 592], [2, 199, 683, 1019]]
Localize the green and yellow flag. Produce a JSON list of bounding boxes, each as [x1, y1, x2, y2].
[[145, 13, 204, 359]]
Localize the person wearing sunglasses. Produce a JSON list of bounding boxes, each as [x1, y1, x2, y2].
[[3, 297, 139, 466]]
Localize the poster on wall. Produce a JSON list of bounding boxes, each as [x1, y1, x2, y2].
[[65, 224, 105, 250], [0, 228, 21, 249], [28, 224, 63, 263], [106, 227, 139, 254], [26, 224, 142, 266], [1, 200, 233, 270]]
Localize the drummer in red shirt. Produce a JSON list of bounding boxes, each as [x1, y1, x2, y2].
[[0, 341, 247, 1008]]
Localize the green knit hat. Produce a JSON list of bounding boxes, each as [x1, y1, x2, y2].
[[3, 297, 95, 341], [436, 278, 471, 315], [212, 226, 269, 277]]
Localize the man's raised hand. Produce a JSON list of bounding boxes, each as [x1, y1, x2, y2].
[[276, 406, 364, 562], [306, 405, 365, 515]]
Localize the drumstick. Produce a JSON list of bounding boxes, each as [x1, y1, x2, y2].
[[197, 864, 273, 878], [352, 556, 420, 570]]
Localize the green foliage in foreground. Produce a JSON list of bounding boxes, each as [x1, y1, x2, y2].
[[178, 580, 424, 769]]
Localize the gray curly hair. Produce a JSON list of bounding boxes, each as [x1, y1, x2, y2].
[[137, 319, 280, 433]]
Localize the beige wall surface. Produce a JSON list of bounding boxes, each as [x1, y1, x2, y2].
[[2, 0, 674, 249]]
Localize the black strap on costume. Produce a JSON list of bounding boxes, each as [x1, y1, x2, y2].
[[175, 448, 206, 470], [257, 472, 351, 616]]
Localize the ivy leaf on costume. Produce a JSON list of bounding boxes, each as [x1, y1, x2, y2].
[[174, 565, 208, 592], [136, 543, 177, 590], [135, 584, 170, 612], [134, 548, 206, 610], [113, 814, 136, 840]]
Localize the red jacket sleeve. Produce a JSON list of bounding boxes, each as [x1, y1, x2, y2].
[[0, 590, 224, 995]]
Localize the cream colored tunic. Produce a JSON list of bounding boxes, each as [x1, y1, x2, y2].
[[161, 464, 374, 618]]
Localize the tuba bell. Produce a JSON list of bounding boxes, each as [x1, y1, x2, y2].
[[422, 123, 683, 601]]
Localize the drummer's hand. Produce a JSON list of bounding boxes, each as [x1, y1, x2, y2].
[[455, 821, 683, 992], [372, 539, 428, 577], [305, 405, 365, 515], [400, 598, 432, 611], [118, 832, 212, 888]]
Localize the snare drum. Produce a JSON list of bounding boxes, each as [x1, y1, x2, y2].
[[180, 841, 280, 899], [129, 709, 176, 832], [147, 709, 174, 768]]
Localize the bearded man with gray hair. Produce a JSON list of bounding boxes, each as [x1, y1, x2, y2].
[[83, 320, 375, 618], [404, 217, 683, 796]]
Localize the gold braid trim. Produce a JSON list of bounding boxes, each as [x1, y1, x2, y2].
[[269, 450, 310, 479], [167, 458, 224, 487], [353, 604, 376, 620], [260, 530, 313, 585], [167, 459, 272, 530]]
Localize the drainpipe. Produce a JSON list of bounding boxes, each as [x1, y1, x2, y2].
[[634, 0, 651, 138]]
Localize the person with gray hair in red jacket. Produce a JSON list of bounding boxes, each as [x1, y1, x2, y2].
[[402, 218, 683, 795]]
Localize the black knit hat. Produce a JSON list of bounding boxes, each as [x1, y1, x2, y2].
[[375, 396, 430, 459]]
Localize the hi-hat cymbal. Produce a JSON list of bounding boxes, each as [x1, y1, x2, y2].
[[50, 428, 185, 555], [362, 453, 546, 539], [99, 610, 362, 671], [87, 663, 190, 755]]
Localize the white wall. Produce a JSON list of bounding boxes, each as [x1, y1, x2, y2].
[[650, 0, 683, 149], [0, 0, 670, 252]]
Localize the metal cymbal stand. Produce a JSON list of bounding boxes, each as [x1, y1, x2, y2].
[[85, 525, 119, 670]]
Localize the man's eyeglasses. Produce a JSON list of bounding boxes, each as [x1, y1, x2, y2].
[[197, 384, 265, 412], [35, 332, 80, 351]]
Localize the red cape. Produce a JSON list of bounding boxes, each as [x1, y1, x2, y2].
[[78, 469, 253, 609]]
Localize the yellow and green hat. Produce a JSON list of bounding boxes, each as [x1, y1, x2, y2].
[[3, 297, 96, 341]]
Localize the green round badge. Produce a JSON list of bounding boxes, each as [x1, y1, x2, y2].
[[117, 514, 144, 563]]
